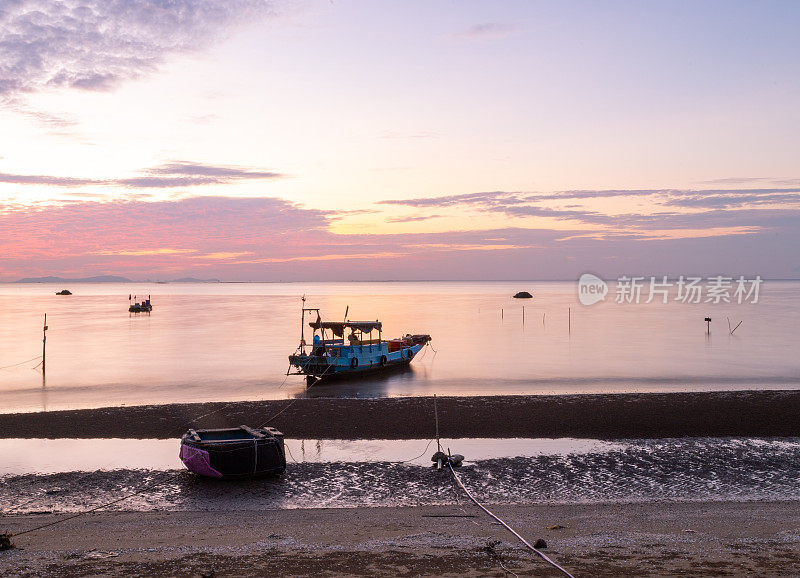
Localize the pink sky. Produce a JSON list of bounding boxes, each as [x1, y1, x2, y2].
[[1, 1, 799, 280], [1, 189, 798, 280]]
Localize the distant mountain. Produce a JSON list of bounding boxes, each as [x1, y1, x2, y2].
[[15, 275, 133, 283], [170, 277, 221, 283]]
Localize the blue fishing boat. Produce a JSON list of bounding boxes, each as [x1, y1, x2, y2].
[[288, 299, 431, 384]]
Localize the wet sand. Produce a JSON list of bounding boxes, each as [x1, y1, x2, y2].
[[2, 390, 800, 439], [3, 501, 799, 577]]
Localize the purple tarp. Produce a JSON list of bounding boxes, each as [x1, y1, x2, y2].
[[180, 444, 223, 478]]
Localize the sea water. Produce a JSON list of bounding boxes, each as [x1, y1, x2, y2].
[[3, 437, 800, 511], [1, 280, 798, 413]]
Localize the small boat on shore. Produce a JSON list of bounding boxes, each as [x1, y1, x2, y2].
[[288, 299, 431, 384], [180, 425, 285, 479]]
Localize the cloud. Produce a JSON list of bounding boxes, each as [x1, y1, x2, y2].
[[0, 160, 282, 188], [386, 214, 444, 223], [700, 177, 771, 185], [379, 191, 529, 208], [1, 195, 799, 280], [0, 173, 99, 186], [454, 23, 520, 41], [0, 196, 567, 277], [149, 161, 280, 179], [663, 191, 800, 209], [378, 188, 800, 230], [0, 0, 273, 98], [0, 196, 332, 272]]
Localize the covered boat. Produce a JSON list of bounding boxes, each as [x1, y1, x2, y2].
[[288, 298, 432, 384], [128, 294, 153, 313], [180, 425, 285, 479]]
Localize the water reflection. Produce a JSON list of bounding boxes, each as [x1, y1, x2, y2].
[[299, 364, 418, 399], [0, 437, 622, 476], [1, 281, 799, 413]]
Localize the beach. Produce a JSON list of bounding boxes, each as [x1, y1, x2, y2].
[[2, 391, 800, 576], [4, 501, 800, 577]]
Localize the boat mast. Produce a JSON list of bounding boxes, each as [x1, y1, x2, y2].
[[300, 295, 306, 354]]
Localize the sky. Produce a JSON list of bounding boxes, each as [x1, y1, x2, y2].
[[0, 0, 799, 281]]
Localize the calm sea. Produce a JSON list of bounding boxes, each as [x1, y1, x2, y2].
[[1, 281, 798, 413]]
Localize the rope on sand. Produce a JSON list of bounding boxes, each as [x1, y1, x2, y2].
[[9, 471, 182, 540], [446, 460, 575, 578]]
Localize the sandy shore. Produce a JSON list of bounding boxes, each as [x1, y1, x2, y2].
[[3, 390, 800, 439], [2, 501, 799, 577]]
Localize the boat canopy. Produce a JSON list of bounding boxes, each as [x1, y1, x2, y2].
[[308, 320, 382, 336]]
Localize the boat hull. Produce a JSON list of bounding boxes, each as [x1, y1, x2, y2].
[[304, 356, 413, 383], [180, 426, 285, 479], [289, 342, 423, 383]]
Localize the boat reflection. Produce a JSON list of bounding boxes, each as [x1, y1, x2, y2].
[[296, 364, 419, 399]]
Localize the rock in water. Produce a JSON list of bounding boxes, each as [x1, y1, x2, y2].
[[512, 291, 533, 299]]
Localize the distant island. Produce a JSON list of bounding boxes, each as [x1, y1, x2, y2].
[[169, 277, 221, 283], [14, 276, 220, 283], [15, 275, 133, 283]]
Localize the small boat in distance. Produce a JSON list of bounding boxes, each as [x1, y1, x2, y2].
[[288, 299, 431, 385], [128, 294, 153, 313]]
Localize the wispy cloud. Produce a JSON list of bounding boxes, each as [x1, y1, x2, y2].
[[0, 160, 282, 188], [699, 177, 772, 185], [0, 0, 273, 98], [663, 191, 800, 209], [378, 188, 800, 230], [386, 214, 444, 223], [454, 22, 520, 41]]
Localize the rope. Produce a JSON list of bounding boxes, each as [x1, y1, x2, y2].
[[447, 462, 575, 578], [256, 392, 312, 429], [181, 365, 297, 430], [441, 458, 520, 577], [10, 471, 181, 538], [284, 442, 299, 463], [0, 355, 43, 371], [183, 400, 245, 428], [398, 438, 435, 463], [257, 362, 334, 428]]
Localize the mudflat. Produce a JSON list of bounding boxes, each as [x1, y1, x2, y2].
[[2, 390, 800, 439]]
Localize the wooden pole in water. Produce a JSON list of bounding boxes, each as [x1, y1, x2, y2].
[[522, 306, 525, 325], [42, 313, 47, 378], [434, 394, 441, 453], [501, 308, 504, 320], [568, 308, 571, 334]]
